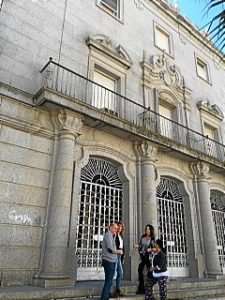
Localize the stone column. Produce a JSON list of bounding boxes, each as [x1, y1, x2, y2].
[[135, 141, 158, 235], [35, 109, 83, 287], [190, 162, 222, 277]]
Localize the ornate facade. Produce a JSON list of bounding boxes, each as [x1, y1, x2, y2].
[[0, 0, 225, 286]]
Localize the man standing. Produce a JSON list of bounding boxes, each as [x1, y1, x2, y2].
[[100, 223, 123, 300]]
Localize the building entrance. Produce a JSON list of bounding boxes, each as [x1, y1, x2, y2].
[[75, 158, 123, 280], [211, 190, 225, 274], [157, 177, 189, 277]]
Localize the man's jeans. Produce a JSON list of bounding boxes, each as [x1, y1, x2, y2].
[[100, 259, 116, 300], [115, 255, 123, 289]]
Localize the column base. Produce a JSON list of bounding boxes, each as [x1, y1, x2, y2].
[[129, 249, 140, 282], [207, 272, 224, 280], [34, 273, 74, 287]]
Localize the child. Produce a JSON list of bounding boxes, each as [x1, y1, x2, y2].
[[145, 239, 168, 300]]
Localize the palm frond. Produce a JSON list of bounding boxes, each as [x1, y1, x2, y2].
[[195, 0, 225, 53]]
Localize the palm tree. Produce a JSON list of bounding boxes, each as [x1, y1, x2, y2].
[[201, 0, 225, 52]]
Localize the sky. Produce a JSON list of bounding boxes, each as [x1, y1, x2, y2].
[[168, 0, 225, 53], [168, 0, 217, 30]]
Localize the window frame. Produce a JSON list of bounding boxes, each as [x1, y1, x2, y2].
[[198, 100, 224, 158], [195, 55, 211, 84], [86, 34, 132, 114], [96, 0, 123, 21], [158, 99, 178, 140], [154, 22, 174, 57], [92, 66, 120, 111]]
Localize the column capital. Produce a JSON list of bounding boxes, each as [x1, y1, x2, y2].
[[190, 161, 211, 179], [52, 109, 83, 138], [134, 141, 158, 162]]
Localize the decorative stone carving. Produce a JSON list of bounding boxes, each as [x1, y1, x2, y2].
[[52, 109, 83, 138], [190, 162, 211, 179], [157, 90, 178, 107], [134, 0, 144, 10], [86, 34, 132, 69], [134, 141, 158, 161], [151, 52, 183, 87], [140, 53, 191, 112], [197, 99, 224, 121]]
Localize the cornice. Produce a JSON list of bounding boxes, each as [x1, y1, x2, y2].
[[135, 0, 224, 64], [197, 99, 224, 121], [0, 95, 54, 139], [86, 34, 133, 69], [0, 114, 54, 139]]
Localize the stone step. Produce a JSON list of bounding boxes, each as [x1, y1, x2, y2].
[[166, 286, 225, 299], [193, 297, 225, 300], [1, 279, 225, 300], [167, 278, 225, 290]]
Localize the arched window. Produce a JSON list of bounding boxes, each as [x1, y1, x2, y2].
[[76, 158, 123, 280], [211, 190, 225, 273], [157, 177, 188, 277]]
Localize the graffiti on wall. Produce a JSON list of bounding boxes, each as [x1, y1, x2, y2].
[[8, 210, 33, 225]]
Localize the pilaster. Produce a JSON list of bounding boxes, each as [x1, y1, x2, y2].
[[34, 109, 83, 287], [190, 161, 222, 277], [134, 141, 158, 236]]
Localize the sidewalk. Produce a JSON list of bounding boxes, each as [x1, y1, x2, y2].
[[0, 280, 136, 300]]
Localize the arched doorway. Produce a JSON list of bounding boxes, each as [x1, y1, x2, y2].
[[156, 177, 189, 277], [210, 190, 225, 274], [75, 158, 123, 280]]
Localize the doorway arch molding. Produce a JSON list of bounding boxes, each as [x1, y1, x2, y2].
[[70, 143, 137, 280], [156, 166, 201, 277]]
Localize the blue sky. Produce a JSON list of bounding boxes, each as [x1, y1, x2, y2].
[[168, 0, 216, 30]]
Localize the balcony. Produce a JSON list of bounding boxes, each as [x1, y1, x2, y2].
[[34, 58, 225, 169]]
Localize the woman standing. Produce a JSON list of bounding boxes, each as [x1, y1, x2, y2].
[[136, 224, 155, 294], [111, 221, 125, 297]]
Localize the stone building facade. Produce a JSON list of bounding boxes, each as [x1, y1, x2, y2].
[[0, 0, 225, 287]]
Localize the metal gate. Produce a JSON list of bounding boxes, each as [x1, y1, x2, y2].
[[211, 190, 225, 273], [75, 158, 123, 280], [157, 177, 189, 277]]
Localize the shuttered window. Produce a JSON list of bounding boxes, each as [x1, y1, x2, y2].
[[93, 70, 116, 110], [155, 26, 171, 54], [196, 58, 210, 82]]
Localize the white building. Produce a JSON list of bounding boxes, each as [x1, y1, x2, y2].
[[0, 0, 225, 287]]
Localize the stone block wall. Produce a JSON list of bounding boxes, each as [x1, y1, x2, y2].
[[0, 96, 54, 285]]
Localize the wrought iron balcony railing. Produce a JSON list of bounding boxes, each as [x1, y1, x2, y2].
[[40, 58, 225, 163]]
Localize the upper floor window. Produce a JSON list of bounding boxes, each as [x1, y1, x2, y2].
[[97, 0, 122, 20], [154, 24, 173, 56], [93, 68, 118, 111], [86, 34, 132, 115], [204, 123, 217, 156], [197, 99, 224, 159], [196, 57, 211, 83], [158, 102, 176, 139]]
